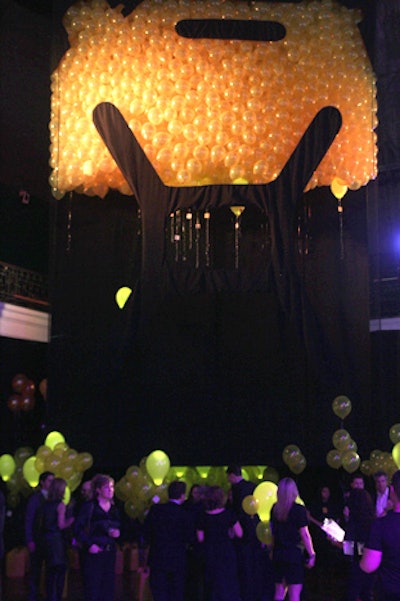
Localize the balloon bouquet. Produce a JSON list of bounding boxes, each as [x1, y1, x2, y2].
[[0, 431, 93, 507]]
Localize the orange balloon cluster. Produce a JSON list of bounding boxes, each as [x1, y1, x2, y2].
[[49, 0, 377, 199]]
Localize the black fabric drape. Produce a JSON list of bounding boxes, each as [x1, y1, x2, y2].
[[93, 102, 341, 337]]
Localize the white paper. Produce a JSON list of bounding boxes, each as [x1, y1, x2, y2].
[[321, 518, 345, 542]]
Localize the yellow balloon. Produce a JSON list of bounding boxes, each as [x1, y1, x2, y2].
[[326, 449, 342, 469], [290, 454, 307, 475], [115, 286, 132, 309], [330, 177, 348, 200], [332, 395, 352, 419], [45, 431, 66, 451], [63, 486, 71, 505], [392, 442, 400, 468], [146, 450, 170, 486], [282, 445, 301, 466], [389, 424, 400, 445], [342, 450, 360, 473], [23, 456, 40, 487], [332, 429, 351, 451], [242, 495, 259, 516], [0, 454, 16, 482], [256, 520, 272, 545], [253, 481, 277, 521]]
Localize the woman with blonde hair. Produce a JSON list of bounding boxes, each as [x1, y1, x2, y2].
[[270, 477, 315, 601]]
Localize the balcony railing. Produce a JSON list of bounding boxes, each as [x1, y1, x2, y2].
[[0, 261, 49, 312]]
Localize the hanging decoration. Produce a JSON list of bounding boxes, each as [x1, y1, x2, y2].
[[49, 0, 377, 200], [230, 206, 246, 269]]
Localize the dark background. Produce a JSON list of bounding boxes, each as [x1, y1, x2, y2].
[[1, 0, 400, 477]]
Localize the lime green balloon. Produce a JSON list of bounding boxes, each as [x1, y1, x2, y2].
[[23, 456, 40, 487], [253, 481, 277, 521], [45, 431, 66, 451], [63, 486, 71, 505], [146, 450, 170, 486], [392, 442, 400, 468], [115, 286, 132, 309], [0, 454, 16, 482]]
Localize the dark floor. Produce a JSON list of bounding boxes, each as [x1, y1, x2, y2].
[[1, 565, 348, 601], [2, 568, 150, 601]]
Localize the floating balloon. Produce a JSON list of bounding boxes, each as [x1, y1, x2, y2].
[[360, 460, 373, 477], [7, 394, 21, 412], [253, 481, 277, 522], [389, 424, 400, 445], [23, 456, 40, 487], [290, 454, 307, 475], [39, 378, 48, 400], [11, 373, 28, 393], [0, 454, 16, 481], [115, 286, 132, 309], [63, 486, 71, 505], [262, 466, 279, 484], [242, 495, 259, 516], [45, 431, 66, 450], [332, 429, 351, 451], [256, 521, 273, 545], [282, 445, 301, 466], [392, 442, 400, 468], [330, 178, 348, 200], [341, 450, 360, 474], [146, 450, 170, 486], [15, 447, 34, 466], [75, 452, 93, 472], [326, 449, 342, 470], [332, 395, 352, 419]]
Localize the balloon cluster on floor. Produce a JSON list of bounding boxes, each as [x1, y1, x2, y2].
[[49, 0, 377, 199], [0, 431, 93, 508]]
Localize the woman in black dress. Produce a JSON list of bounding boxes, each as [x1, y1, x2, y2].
[[42, 477, 75, 601], [270, 477, 316, 601], [196, 485, 242, 601], [74, 473, 120, 601]]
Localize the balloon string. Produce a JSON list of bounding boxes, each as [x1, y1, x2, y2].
[[338, 199, 344, 260]]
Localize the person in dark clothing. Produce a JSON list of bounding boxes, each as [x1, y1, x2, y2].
[[74, 474, 120, 601], [42, 477, 74, 601], [361, 469, 400, 601], [25, 470, 55, 601], [184, 484, 206, 601], [227, 464, 263, 601], [270, 477, 316, 601], [196, 485, 243, 601], [343, 487, 375, 601], [144, 480, 194, 601]]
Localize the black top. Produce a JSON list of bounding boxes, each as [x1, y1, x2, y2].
[[367, 512, 400, 598], [74, 499, 120, 551], [271, 503, 308, 563]]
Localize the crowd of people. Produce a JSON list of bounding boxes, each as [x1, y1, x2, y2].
[[1, 464, 400, 601]]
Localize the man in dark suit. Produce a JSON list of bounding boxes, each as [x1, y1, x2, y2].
[[25, 471, 55, 601], [227, 464, 263, 601], [144, 480, 194, 601]]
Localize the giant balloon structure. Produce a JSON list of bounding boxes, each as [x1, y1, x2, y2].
[[49, 0, 377, 200]]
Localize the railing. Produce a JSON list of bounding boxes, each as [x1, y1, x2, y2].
[[0, 261, 49, 312]]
